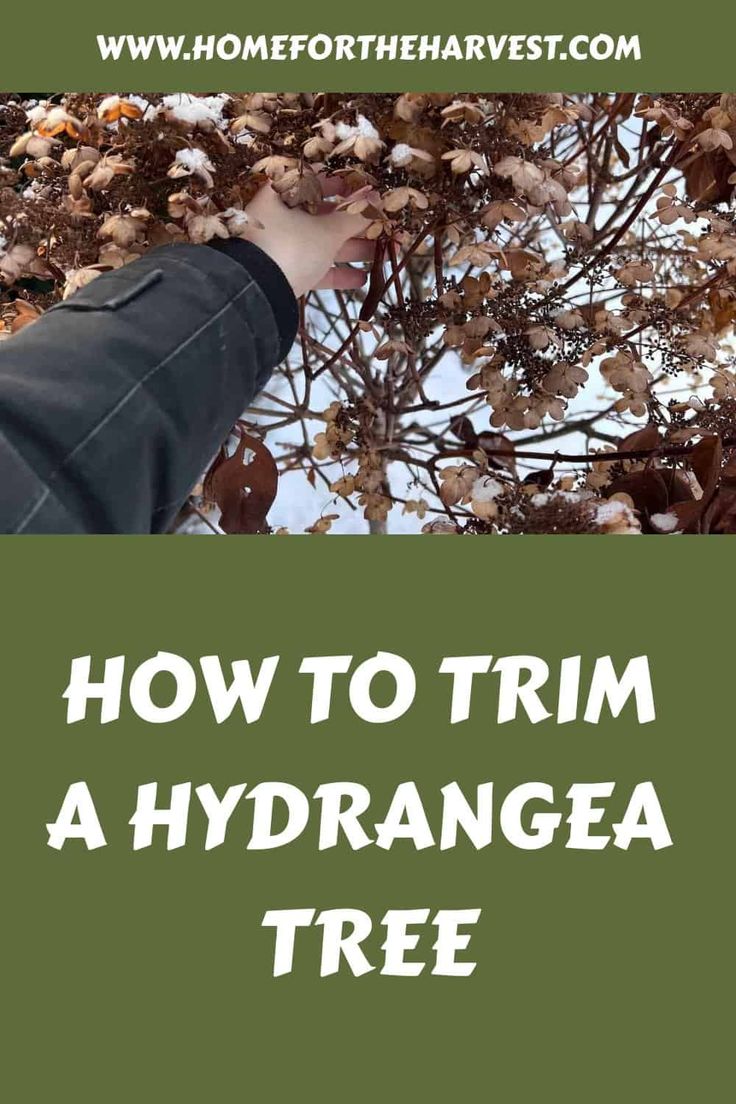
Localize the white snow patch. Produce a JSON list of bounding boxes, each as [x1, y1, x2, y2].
[[125, 94, 153, 118], [596, 500, 628, 523], [335, 114, 379, 142], [25, 104, 47, 125], [471, 476, 503, 502], [356, 114, 379, 138], [531, 490, 588, 508], [175, 148, 214, 172], [223, 209, 252, 234], [98, 95, 120, 116], [161, 93, 229, 128], [390, 143, 414, 166], [650, 511, 680, 533]]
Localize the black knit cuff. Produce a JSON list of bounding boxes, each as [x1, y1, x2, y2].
[[208, 238, 299, 362]]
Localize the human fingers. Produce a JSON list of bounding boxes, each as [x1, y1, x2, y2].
[[316, 265, 369, 290], [335, 238, 376, 263], [319, 174, 349, 198], [314, 202, 370, 241]]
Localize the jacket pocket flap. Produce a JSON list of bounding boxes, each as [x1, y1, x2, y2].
[[50, 267, 163, 312]]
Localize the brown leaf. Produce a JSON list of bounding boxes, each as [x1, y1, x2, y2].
[[359, 237, 388, 321], [705, 289, 736, 335], [10, 300, 41, 333], [619, 423, 661, 453], [660, 468, 694, 505], [684, 148, 732, 204], [476, 431, 517, 475], [688, 434, 722, 493], [613, 134, 631, 169], [607, 93, 636, 121], [385, 119, 447, 168], [505, 249, 543, 280], [607, 469, 669, 521], [272, 168, 322, 214], [705, 490, 736, 534], [671, 435, 722, 533], [449, 415, 476, 444], [577, 299, 608, 327], [203, 429, 278, 534], [720, 458, 736, 489]]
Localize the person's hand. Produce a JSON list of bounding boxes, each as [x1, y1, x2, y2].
[[239, 175, 375, 298]]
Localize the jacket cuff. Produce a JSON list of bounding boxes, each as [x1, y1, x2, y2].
[[208, 238, 299, 362]]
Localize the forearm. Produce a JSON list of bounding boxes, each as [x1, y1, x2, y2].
[[0, 242, 297, 533]]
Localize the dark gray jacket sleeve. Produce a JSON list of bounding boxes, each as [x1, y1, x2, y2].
[[0, 241, 298, 533]]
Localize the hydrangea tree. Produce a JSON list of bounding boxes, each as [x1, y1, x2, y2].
[[2, 92, 736, 534]]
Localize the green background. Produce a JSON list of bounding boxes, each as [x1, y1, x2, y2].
[[0, 0, 733, 90], [2, 538, 732, 1101]]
